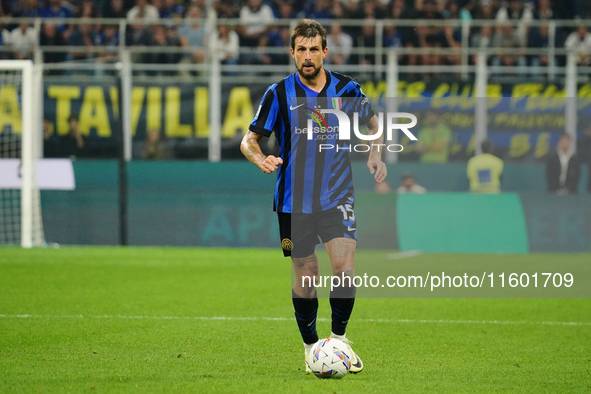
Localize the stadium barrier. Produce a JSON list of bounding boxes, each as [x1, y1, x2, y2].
[[40, 161, 591, 252]]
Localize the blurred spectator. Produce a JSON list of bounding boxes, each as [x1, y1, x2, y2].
[[209, 24, 239, 66], [191, 0, 207, 12], [441, 25, 461, 66], [459, 0, 475, 21], [578, 125, 591, 193], [389, 0, 419, 68], [341, 0, 363, 13], [495, 0, 533, 47], [546, 133, 581, 195], [470, 24, 494, 64], [534, 0, 553, 20], [102, 0, 127, 18], [127, 0, 159, 22], [11, 0, 40, 17], [159, 0, 184, 19], [354, 0, 387, 19], [473, 0, 495, 20], [9, 23, 35, 60], [416, 109, 452, 163], [42, 118, 59, 158], [492, 24, 526, 69], [415, 0, 445, 67], [237, 0, 275, 48], [97, 24, 120, 56], [126, 0, 157, 64], [442, 0, 459, 19], [276, 1, 295, 19], [564, 24, 591, 66], [179, 4, 206, 72], [0, 23, 9, 58], [467, 140, 504, 193], [389, 0, 407, 20], [145, 25, 181, 75], [40, 23, 67, 71], [353, 19, 377, 65], [95, 24, 120, 75], [552, 0, 581, 20], [257, 25, 290, 65], [60, 115, 85, 158], [331, 1, 350, 19], [213, 0, 240, 18], [68, 18, 98, 63], [528, 24, 555, 80], [383, 25, 403, 50], [306, 0, 332, 19], [496, 0, 533, 21], [77, 0, 97, 18], [142, 129, 166, 159], [396, 172, 427, 194], [38, 0, 74, 40], [326, 24, 353, 65]]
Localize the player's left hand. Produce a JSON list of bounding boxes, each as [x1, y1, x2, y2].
[[367, 157, 387, 184]]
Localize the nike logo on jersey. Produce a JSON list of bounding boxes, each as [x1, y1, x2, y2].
[[289, 103, 305, 110]]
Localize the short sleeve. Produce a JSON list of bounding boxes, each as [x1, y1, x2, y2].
[[249, 85, 279, 138]]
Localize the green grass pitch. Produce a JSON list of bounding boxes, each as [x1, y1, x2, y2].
[[1, 247, 590, 392]]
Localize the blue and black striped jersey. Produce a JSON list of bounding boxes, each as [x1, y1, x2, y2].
[[250, 70, 374, 214]]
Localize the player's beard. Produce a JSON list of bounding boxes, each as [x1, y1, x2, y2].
[[297, 61, 321, 81]]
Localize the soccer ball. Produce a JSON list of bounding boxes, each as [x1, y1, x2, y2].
[[307, 338, 352, 379]]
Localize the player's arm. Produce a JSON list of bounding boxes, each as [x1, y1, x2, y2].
[[240, 130, 283, 174], [365, 115, 387, 184]]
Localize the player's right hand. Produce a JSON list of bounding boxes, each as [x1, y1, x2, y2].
[[260, 155, 283, 174]]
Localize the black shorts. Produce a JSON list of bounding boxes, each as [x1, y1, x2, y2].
[[277, 201, 357, 258]]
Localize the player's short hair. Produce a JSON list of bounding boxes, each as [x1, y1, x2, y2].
[[481, 139, 495, 154], [291, 19, 327, 50]]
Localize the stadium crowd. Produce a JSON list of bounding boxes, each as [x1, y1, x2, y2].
[[0, 0, 589, 70]]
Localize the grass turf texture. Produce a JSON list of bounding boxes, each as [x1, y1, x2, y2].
[[0, 247, 590, 392]]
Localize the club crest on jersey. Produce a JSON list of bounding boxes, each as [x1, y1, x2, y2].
[[281, 238, 293, 251], [307, 105, 328, 131]]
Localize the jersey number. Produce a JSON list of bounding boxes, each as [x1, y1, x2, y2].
[[336, 204, 355, 221]]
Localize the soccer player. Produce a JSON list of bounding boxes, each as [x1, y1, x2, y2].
[[240, 19, 386, 374]]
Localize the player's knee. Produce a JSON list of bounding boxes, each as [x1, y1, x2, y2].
[[332, 266, 355, 279]]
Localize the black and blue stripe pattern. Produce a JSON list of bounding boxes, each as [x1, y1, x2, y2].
[[250, 70, 374, 214]]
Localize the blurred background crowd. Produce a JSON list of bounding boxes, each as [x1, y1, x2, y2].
[[0, 0, 589, 70]]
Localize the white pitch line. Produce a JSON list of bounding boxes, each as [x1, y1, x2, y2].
[[386, 250, 421, 260], [0, 314, 590, 326]]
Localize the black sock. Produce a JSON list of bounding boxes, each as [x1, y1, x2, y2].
[[292, 289, 319, 345], [330, 286, 356, 336]]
